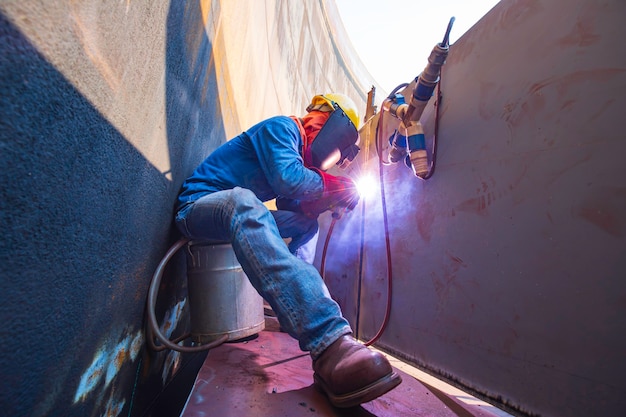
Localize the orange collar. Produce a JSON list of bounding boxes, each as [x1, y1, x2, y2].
[[290, 111, 330, 167]]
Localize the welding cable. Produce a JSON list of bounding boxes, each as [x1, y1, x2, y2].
[[319, 217, 337, 280], [321, 85, 409, 346], [147, 237, 228, 352], [325, 79, 443, 346], [361, 105, 394, 347], [360, 79, 445, 344], [354, 194, 367, 341], [389, 82, 410, 97], [319, 108, 395, 347]]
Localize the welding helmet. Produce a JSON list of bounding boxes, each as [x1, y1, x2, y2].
[[305, 93, 361, 171]]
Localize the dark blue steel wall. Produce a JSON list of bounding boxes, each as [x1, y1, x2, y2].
[[0, 0, 376, 415], [0, 2, 225, 416]]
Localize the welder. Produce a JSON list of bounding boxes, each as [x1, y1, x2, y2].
[[175, 93, 401, 407]]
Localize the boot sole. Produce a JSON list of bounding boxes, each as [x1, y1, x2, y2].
[[313, 371, 402, 408]]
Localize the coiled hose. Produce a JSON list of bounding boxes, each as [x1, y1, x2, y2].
[[146, 237, 228, 353]]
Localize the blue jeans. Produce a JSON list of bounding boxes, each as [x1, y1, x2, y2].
[[175, 187, 352, 358]]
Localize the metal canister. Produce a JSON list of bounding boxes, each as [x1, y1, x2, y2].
[[186, 241, 265, 343]]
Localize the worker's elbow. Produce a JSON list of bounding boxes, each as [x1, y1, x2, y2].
[[274, 181, 319, 201]]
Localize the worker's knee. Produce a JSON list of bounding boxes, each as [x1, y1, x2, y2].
[[229, 187, 261, 206], [228, 187, 267, 217]]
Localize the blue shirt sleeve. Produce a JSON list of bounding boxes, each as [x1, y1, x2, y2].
[[248, 116, 323, 201]]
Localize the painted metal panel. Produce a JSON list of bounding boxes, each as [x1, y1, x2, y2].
[[321, 1, 626, 416]]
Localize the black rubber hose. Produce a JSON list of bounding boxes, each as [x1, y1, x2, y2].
[[441, 17, 456, 47]]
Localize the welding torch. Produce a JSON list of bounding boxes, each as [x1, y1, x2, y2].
[[383, 17, 455, 178]]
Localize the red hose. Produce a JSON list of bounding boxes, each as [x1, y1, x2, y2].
[[363, 109, 394, 347], [319, 218, 337, 281]]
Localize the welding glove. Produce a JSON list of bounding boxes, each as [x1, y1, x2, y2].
[[300, 168, 359, 219]]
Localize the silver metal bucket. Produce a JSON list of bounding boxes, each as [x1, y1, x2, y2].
[[186, 241, 265, 343]]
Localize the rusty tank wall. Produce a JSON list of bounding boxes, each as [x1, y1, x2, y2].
[[0, 1, 375, 416], [319, 0, 626, 416]]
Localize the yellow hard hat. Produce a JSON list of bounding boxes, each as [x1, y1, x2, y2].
[[307, 93, 360, 129], [305, 93, 361, 171]]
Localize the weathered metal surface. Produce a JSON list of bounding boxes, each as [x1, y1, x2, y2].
[[182, 318, 503, 416], [320, 1, 626, 416]]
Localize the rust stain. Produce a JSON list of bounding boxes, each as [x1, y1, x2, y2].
[[431, 251, 469, 315], [129, 332, 143, 360], [162, 319, 172, 334], [497, 69, 626, 136], [573, 186, 626, 238], [114, 348, 126, 371], [589, 98, 616, 122], [529, 69, 626, 98], [415, 201, 436, 242], [457, 164, 530, 216], [75, 348, 108, 403], [501, 327, 519, 355], [446, 38, 475, 67], [559, 98, 576, 111], [501, 89, 546, 129], [103, 391, 125, 417], [498, 0, 543, 30], [456, 195, 490, 216], [576, 205, 621, 237], [75, 329, 143, 407], [478, 82, 497, 120], [557, 18, 601, 48]]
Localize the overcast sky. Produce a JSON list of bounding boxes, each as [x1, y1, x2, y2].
[[334, 0, 501, 94]]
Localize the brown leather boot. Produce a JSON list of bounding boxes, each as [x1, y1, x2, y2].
[[312, 335, 402, 408]]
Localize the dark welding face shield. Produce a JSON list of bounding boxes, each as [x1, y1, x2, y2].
[[309, 103, 360, 171]]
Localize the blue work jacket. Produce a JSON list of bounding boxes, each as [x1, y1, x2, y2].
[[177, 116, 324, 211]]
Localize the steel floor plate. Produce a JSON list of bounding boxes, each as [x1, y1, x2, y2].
[[181, 318, 503, 417]]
